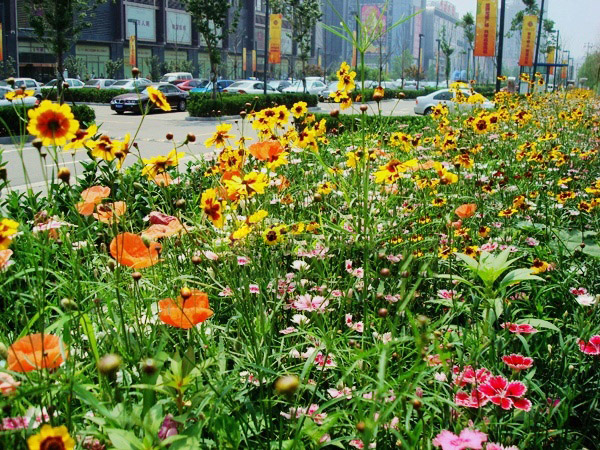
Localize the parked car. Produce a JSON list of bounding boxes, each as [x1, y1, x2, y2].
[[414, 88, 494, 115], [282, 79, 327, 95], [84, 78, 116, 89], [318, 81, 339, 102], [11, 78, 44, 98], [268, 80, 292, 92], [42, 78, 85, 89], [222, 80, 280, 95], [176, 79, 207, 91], [109, 78, 153, 92], [378, 81, 399, 90], [160, 72, 193, 84], [110, 82, 189, 114], [190, 80, 235, 93], [0, 86, 39, 107]]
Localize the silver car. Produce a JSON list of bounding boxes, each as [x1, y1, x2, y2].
[[282, 79, 327, 95], [0, 86, 39, 107], [84, 78, 116, 89], [12, 78, 43, 98], [414, 88, 494, 115]]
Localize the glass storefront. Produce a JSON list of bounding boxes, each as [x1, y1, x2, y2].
[[124, 47, 153, 79], [75, 45, 110, 79]]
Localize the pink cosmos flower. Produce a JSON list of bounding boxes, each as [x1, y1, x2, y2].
[[578, 335, 600, 355], [292, 294, 329, 313], [501, 322, 537, 334], [576, 294, 596, 306], [349, 439, 376, 449], [249, 284, 260, 294], [237, 256, 250, 265], [480, 242, 498, 252], [501, 354, 534, 371], [345, 314, 364, 333], [477, 376, 532, 411], [219, 287, 233, 297], [280, 404, 327, 425], [570, 287, 588, 296], [203, 250, 219, 261], [327, 386, 353, 399], [525, 237, 539, 246], [432, 428, 488, 450], [279, 327, 297, 335], [438, 289, 460, 300]]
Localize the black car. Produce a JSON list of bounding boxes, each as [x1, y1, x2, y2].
[[110, 83, 189, 114]]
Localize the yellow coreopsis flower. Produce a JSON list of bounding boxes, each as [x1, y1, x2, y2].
[[142, 149, 184, 179], [27, 100, 79, 147], [5, 89, 35, 101], [291, 101, 308, 119], [225, 172, 269, 198], [248, 209, 268, 224], [146, 86, 172, 111], [205, 123, 234, 148], [27, 425, 75, 450], [201, 188, 226, 228], [0, 218, 19, 250], [63, 124, 98, 151], [231, 224, 252, 241]]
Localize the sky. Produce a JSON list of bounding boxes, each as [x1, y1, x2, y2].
[[449, 0, 600, 61]]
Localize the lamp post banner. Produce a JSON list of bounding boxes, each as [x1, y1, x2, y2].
[[519, 15, 537, 67], [474, 0, 497, 57], [269, 14, 282, 64], [129, 35, 137, 67]]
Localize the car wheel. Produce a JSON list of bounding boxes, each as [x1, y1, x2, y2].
[[424, 107, 434, 115], [177, 99, 187, 112], [115, 110, 124, 115]]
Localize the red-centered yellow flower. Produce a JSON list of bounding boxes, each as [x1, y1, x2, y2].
[[201, 188, 226, 228], [531, 259, 549, 274], [317, 181, 335, 195], [5, 89, 35, 101], [431, 197, 447, 207], [141, 149, 184, 179], [63, 124, 98, 152], [88, 134, 117, 162], [27, 100, 79, 147], [291, 101, 308, 119], [224, 171, 269, 198], [498, 208, 518, 217], [336, 61, 350, 78], [374, 158, 418, 184], [263, 224, 287, 245], [231, 224, 252, 241], [0, 218, 19, 250], [337, 70, 356, 92], [27, 424, 75, 450], [146, 86, 171, 111], [205, 123, 234, 148]]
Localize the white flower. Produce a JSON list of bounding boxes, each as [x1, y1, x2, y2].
[[291, 314, 310, 325], [291, 260, 309, 271], [576, 294, 597, 306]]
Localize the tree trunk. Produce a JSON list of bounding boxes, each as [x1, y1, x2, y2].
[[210, 61, 218, 100], [57, 48, 64, 103]]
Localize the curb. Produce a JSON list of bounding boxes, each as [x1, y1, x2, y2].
[[0, 135, 34, 145], [185, 106, 326, 122]]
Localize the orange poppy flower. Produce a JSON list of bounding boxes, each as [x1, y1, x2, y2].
[[249, 140, 284, 161], [7, 333, 67, 372], [158, 290, 213, 328], [109, 232, 161, 269], [220, 170, 243, 202], [0, 249, 13, 270], [93, 201, 127, 223], [76, 185, 111, 216], [142, 218, 183, 240], [455, 203, 477, 219]]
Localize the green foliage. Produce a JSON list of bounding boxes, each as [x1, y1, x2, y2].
[[439, 26, 455, 84], [313, 112, 431, 135], [43, 88, 126, 104], [105, 59, 124, 79], [391, 50, 414, 80], [0, 103, 95, 137], [64, 56, 86, 78], [0, 56, 17, 79], [579, 51, 600, 89], [187, 92, 318, 117], [148, 56, 162, 82]]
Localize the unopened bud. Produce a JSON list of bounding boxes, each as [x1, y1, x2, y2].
[[6, 77, 14, 87], [141, 358, 158, 375], [166, 132, 174, 140], [57, 167, 70, 183], [132, 271, 142, 281], [378, 308, 388, 318], [380, 268, 391, 277], [97, 353, 122, 376], [275, 375, 300, 396], [417, 315, 429, 326], [356, 421, 366, 432], [360, 104, 368, 113], [191, 255, 202, 265], [132, 67, 140, 78], [329, 109, 339, 118], [186, 133, 196, 143], [180, 287, 192, 299], [60, 297, 77, 310], [32, 138, 43, 151], [175, 199, 186, 209]]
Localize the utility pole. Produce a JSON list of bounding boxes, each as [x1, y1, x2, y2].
[[435, 38, 440, 88], [495, 0, 506, 92], [552, 29, 559, 91], [532, 0, 545, 78], [264, 0, 269, 94], [127, 19, 138, 75], [417, 33, 423, 90]]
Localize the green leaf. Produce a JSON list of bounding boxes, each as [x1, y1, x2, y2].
[[105, 429, 145, 450], [80, 314, 100, 366], [520, 318, 560, 332], [498, 268, 544, 290]]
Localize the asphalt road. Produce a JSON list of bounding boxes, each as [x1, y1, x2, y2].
[[1, 99, 416, 191]]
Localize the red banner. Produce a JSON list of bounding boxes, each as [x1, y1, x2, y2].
[[129, 35, 137, 67]]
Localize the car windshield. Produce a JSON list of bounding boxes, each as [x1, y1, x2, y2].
[[228, 82, 248, 88], [112, 80, 130, 87], [45, 80, 57, 86], [84, 80, 99, 86], [197, 80, 210, 88]]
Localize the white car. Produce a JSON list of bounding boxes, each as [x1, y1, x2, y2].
[[11, 78, 43, 98], [160, 72, 193, 83], [110, 78, 153, 91], [282, 79, 327, 95], [42, 78, 85, 89], [414, 88, 494, 115], [222, 80, 280, 95], [0, 86, 39, 107], [84, 78, 116, 89]]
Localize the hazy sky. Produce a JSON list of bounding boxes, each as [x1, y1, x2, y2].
[[450, 0, 600, 61]]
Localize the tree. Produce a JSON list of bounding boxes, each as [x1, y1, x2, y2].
[[273, 0, 322, 85], [0, 57, 17, 80], [405, 65, 425, 81], [105, 59, 123, 79], [509, 0, 538, 36], [25, 0, 104, 99], [64, 56, 85, 79], [184, 0, 240, 99], [579, 50, 600, 91], [439, 26, 455, 87], [391, 49, 413, 81], [458, 13, 474, 80]]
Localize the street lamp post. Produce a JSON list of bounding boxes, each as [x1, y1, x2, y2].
[[127, 18, 138, 73], [495, 0, 506, 92], [532, 0, 545, 79], [417, 33, 423, 90], [264, 0, 269, 95], [435, 38, 440, 89], [552, 29, 559, 91]]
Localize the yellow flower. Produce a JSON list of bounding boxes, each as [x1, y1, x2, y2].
[[0, 218, 19, 250], [27, 424, 75, 450], [205, 123, 234, 148], [201, 188, 226, 228], [337, 70, 356, 92], [263, 225, 286, 245], [224, 172, 269, 198], [63, 124, 98, 152], [146, 86, 171, 111], [248, 210, 268, 224], [231, 224, 252, 241], [27, 100, 79, 147], [290, 222, 305, 234], [374, 158, 418, 184], [317, 182, 335, 195], [498, 208, 518, 217], [336, 61, 350, 78], [142, 149, 184, 179], [5, 89, 35, 101], [531, 259, 549, 274], [431, 197, 447, 207], [291, 101, 308, 119]]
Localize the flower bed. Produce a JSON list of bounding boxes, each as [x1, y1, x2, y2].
[[0, 68, 599, 449]]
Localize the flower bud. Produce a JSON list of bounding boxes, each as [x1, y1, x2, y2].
[[180, 287, 192, 299], [175, 199, 186, 209], [57, 167, 71, 183], [380, 268, 391, 277], [141, 358, 158, 375], [275, 374, 300, 396], [360, 104, 368, 113], [97, 353, 122, 376], [131, 271, 142, 281], [186, 133, 196, 143], [191, 255, 202, 265], [417, 315, 429, 326], [32, 138, 43, 151], [356, 421, 366, 432], [60, 298, 78, 310], [132, 67, 140, 78], [6, 77, 14, 87], [378, 308, 388, 318], [141, 235, 153, 247], [166, 132, 174, 140], [0, 342, 7, 360], [329, 109, 340, 118]]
